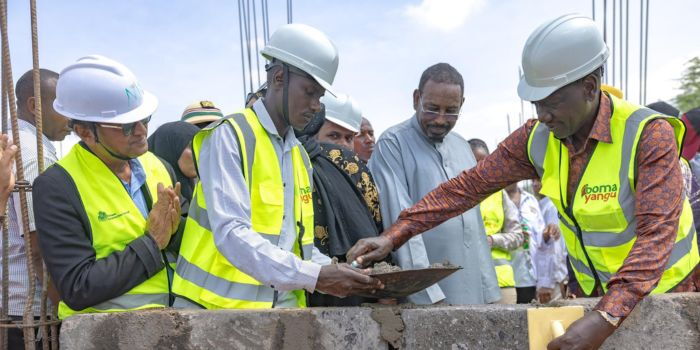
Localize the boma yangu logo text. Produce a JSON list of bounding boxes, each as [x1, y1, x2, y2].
[[581, 183, 618, 204], [299, 186, 312, 204]]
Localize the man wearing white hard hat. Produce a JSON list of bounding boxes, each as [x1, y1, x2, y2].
[[171, 24, 382, 310], [33, 55, 183, 319], [348, 14, 699, 349]]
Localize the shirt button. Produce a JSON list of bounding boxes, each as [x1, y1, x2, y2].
[[283, 183, 286, 187]]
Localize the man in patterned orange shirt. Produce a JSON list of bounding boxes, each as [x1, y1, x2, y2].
[[348, 14, 699, 350]]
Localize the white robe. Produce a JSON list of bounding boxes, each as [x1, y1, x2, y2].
[[369, 116, 501, 304]]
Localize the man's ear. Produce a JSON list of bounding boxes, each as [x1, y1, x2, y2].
[[413, 89, 420, 112], [583, 74, 599, 102], [271, 67, 285, 88], [74, 123, 95, 144], [26, 96, 36, 116]]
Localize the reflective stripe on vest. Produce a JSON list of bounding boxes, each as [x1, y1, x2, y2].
[[480, 191, 515, 288], [56, 145, 172, 318], [91, 293, 170, 311], [527, 94, 699, 295], [172, 108, 315, 309], [176, 256, 275, 302]]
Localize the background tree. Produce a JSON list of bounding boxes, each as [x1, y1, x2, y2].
[[675, 57, 700, 112]]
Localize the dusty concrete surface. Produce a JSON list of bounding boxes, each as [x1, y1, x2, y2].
[[400, 304, 531, 349], [61, 293, 700, 349], [551, 293, 700, 350], [60, 307, 384, 350]]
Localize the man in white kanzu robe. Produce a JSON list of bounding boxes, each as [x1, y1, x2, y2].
[[369, 63, 500, 304]]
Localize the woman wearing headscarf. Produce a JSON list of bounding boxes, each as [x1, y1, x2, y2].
[[147, 121, 200, 207], [295, 94, 386, 307]]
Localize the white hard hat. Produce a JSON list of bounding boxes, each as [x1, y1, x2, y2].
[[518, 14, 609, 102], [261, 23, 339, 96], [54, 55, 158, 124], [321, 93, 362, 133]]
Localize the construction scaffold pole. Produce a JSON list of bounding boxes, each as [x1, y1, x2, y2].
[[643, 0, 650, 105], [237, 0, 291, 103], [625, 0, 629, 97], [0, 0, 36, 347], [0, 1, 60, 349], [612, 0, 616, 87], [639, 0, 644, 104], [603, 0, 608, 83], [593, 0, 649, 105]]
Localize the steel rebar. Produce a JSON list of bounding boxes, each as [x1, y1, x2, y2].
[[0, 0, 37, 347]]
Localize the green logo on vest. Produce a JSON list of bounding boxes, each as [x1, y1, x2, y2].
[[581, 183, 618, 204], [299, 186, 312, 204], [98, 211, 129, 222]]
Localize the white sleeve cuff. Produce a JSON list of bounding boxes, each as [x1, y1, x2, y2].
[[297, 260, 322, 293]]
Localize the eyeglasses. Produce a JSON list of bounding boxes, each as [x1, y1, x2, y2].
[[419, 95, 461, 120], [96, 116, 151, 136]]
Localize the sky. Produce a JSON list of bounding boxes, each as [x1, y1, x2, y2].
[[5, 0, 700, 155]]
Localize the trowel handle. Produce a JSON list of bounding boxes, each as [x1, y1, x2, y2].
[[551, 320, 565, 338]]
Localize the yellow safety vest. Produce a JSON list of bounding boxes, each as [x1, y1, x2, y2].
[[527, 94, 699, 295], [56, 144, 172, 319], [480, 191, 516, 288], [172, 108, 315, 309]]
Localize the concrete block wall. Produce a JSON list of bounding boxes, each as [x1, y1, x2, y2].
[[60, 293, 700, 349]]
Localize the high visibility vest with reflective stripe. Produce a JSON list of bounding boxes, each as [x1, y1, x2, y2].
[[172, 108, 315, 309], [527, 94, 699, 295], [56, 145, 172, 319], [480, 191, 516, 288]]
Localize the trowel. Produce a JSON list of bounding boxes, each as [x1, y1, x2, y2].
[[353, 265, 462, 299], [527, 306, 584, 350]]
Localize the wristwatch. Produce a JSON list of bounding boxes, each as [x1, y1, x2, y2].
[[596, 310, 621, 327]]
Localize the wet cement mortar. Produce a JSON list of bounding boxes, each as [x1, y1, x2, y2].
[[366, 303, 456, 349], [367, 304, 405, 348], [371, 261, 457, 274]]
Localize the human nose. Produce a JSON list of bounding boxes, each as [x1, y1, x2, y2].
[[433, 113, 451, 125], [310, 96, 322, 113], [536, 106, 552, 124], [132, 120, 148, 136]]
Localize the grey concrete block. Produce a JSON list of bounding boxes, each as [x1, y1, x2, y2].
[[60, 307, 385, 350], [60, 294, 700, 349], [400, 304, 531, 350]]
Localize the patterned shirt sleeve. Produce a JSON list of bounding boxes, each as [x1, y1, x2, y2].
[[384, 120, 540, 248], [594, 119, 684, 318]]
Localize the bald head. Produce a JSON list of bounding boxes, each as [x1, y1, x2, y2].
[[16, 68, 58, 115], [15, 69, 71, 141]]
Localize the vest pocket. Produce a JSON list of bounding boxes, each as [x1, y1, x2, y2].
[[259, 183, 284, 205], [575, 207, 628, 233], [252, 183, 284, 234]]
